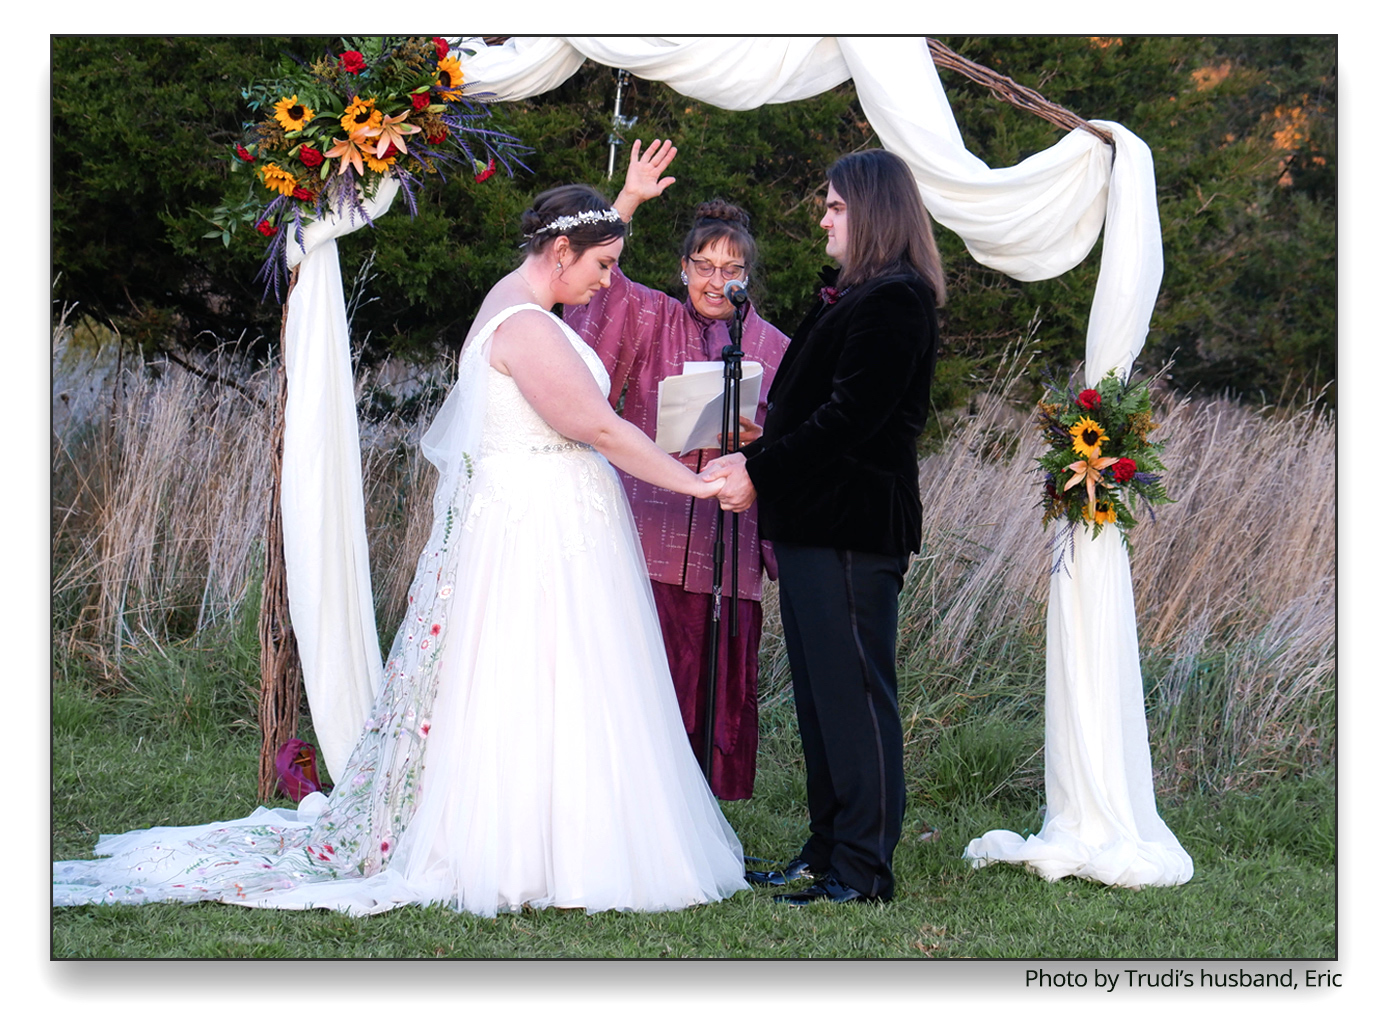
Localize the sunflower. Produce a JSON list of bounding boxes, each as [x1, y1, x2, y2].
[[363, 147, 396, 174], [259, 162, 299, 197], [273, 94, 315, 132], [1085, 499, 1118, 525], [435, 55, 464, 100], [340, 97, 383, 135], [1069, 416, 1109, 459]]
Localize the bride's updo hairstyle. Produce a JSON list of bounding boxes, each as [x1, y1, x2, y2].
[[680, 199, 758, 272], [520, 184, 627, 258]]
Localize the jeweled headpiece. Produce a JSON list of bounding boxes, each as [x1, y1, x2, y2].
[[524, 208, 623, 240]]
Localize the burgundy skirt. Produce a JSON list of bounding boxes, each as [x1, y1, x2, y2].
[[650, 581, 761, 801]]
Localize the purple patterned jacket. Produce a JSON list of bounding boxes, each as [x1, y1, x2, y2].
[[565, 267, 789, 602]]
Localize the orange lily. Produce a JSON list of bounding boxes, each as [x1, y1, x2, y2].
[[324, 129, 371, 177], [1064, 454, 1119, 520], [362, 110, 422, 158]]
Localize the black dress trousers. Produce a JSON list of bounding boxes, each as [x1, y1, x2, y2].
[[773, 541, 909, 901]]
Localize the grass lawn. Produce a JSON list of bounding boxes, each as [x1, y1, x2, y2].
[[51, 682, 1334, 961]]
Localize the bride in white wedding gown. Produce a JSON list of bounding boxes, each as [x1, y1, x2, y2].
[[53, 185, 750, 918]]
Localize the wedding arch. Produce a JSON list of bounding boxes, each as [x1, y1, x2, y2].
[[274, 36, 1191, 889]]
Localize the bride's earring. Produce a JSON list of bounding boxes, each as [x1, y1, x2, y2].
[[680, 271, 689, 285]]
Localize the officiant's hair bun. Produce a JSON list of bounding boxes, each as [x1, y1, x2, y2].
[[520, 184, 627, 257], [682, 200, 758, 272]]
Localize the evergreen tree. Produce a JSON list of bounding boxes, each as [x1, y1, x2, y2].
[[50, 36, 1335, 407]]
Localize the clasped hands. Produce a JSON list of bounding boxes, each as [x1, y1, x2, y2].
[[701, 452, 756, 513]]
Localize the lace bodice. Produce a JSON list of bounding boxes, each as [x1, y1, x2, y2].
[[475, 305, 611, 458]]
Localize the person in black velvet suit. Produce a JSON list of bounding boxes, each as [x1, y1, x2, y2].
[[705, 149, 944, 905]]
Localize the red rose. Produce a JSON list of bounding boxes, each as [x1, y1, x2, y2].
[[411, 91, 431, 111], [292, 187, 313, 201], [1112, 458, 1137, 483], [340, 50, 367, 74], [256, 220, 277, 237], [433, 36, 449, 60], [426, 127, 449, 145], [474, 157, 496, 183], [381, 142, 401, 161], [234, 143, 254, 162], [298, 145, 324, 168], [1078, 389, 1102, 410]]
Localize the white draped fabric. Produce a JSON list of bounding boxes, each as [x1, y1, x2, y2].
[[282, 36, 1189, 885], [278, 180, 399, 780]]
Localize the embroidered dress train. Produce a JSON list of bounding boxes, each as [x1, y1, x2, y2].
[[53, 305, 749, 917]]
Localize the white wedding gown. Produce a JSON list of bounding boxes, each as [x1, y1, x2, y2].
[[53, 304, 749, 918]]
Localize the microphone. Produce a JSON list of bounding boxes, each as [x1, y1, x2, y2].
[[723, 279, 749, 305]]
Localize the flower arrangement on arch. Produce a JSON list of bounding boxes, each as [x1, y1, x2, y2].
[[203, 36, 527, 298], [1036, 367, 1172, 552]]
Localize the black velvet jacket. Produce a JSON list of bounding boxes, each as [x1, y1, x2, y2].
[[742, 268, 938, 557]]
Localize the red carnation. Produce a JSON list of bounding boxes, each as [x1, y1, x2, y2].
[[340, 50, 367, 75], [256, 220, 277, 237], [1112, 458, 1137, 483], [1077, 388, 1102, 410], [426, 127, 449, 145], [381, 142, 402, 161], [292, 187, 313, 201], [411, 91, 431, 111], [234, 143, 254, 162], [298, 145, 324, 169], [433, 36, 449, 60], [475, 157, 496, 183]]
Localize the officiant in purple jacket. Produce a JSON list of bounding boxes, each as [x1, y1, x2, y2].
[[564, 140, 789, 800]]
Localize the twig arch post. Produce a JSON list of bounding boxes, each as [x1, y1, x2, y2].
[[257, 267, 301, 801]]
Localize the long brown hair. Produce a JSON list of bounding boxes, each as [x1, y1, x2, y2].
[[826, 149, 946, 304]]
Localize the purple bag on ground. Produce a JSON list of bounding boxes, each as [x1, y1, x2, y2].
[[275, 738, 322, 801]]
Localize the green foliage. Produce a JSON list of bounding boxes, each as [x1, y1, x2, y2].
[[51, 36, 1335, 404], [51, 37, 332, 351], [933, 35, 1336, 404]]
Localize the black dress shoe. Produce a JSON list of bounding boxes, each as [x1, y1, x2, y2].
[[773, 874, 880, 906], [745, 858, 820, 887]]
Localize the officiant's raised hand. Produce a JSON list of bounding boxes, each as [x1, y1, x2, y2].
[[703, 452, 757, 513], [614, 139, 678, 221]]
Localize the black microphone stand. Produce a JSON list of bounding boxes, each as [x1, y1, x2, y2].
[[702, 281, 749, 780]]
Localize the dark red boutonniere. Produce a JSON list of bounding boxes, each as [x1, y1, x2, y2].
[[820, 286, 844, 305]]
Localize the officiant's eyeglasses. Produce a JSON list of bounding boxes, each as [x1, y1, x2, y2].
[[687, 259, 746, 282]]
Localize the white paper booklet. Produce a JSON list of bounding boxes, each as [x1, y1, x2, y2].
[[654, 361, 764, 455]]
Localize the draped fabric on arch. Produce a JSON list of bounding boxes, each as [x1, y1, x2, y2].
[[277, 181, 399, 781], [280, 36, 1190, 886]]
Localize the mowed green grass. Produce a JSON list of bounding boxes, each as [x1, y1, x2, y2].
[[51, 671, 1334, 960]]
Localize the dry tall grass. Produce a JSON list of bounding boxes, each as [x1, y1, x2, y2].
[[52, 317, 1334, 793]]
